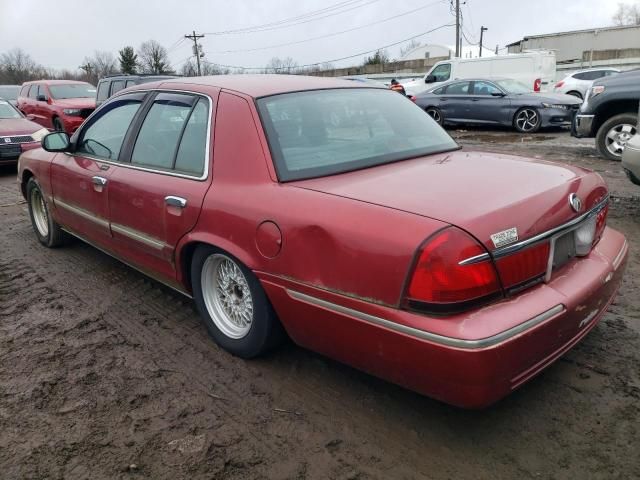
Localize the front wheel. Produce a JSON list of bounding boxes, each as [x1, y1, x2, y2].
[[26, 178, 65, 248], [514, 107, 541, 133], [596, 113, 638, 161], [191, 246, 284, 358]]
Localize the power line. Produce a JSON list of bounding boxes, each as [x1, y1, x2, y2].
[[203, 23, 455, 70], [208, 0, 447, 54], [185, 31, 205, 76], [203, 0, 380, 35]]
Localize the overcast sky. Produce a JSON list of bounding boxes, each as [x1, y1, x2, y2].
[[0, 0, 623, 72]]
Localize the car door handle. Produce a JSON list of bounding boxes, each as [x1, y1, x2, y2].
[[165, 196, 187, 208], [92, 176, 108, 186]]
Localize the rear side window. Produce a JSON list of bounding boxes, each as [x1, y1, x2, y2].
[[77, 95, 144, 160], [445, 82, 470, 95], [20, 85, 30, 97], [111, 80, 126, 95], [96, 81, 110, 102], [126, 80, 137, 87], [131, 92, 208, 176]]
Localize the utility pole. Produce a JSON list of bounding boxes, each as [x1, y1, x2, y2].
[[455, 0, 460, 57], [479, 26, 488, 57], [185, 30, 205, 76]]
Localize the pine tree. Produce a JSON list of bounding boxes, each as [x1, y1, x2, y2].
[[118, 46, 137, 74]]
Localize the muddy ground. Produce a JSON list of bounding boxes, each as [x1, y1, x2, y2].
[[0, 129, 639, 480]]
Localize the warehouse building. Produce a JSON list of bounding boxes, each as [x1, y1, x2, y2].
[[507, 24, 640, 73]]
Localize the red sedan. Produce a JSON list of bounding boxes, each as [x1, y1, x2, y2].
[[0, 99, 47, 166], [17, 76, 627, 408]]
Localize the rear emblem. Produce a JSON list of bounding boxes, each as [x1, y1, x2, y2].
[[490, 227, 519, 248], [568, 193, 582, 213]]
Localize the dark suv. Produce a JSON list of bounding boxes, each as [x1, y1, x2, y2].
[[96, 74, 177, 107], [572, 69, 640, 160]]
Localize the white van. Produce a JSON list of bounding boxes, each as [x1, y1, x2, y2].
[[403, 51, 556, 96]]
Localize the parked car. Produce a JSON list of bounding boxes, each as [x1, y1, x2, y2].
[[96, 74, 178, 107], [18, 75, 627, 408], [554, 68, 619, 99], [17, 80, 96, 134], [0, 85, 20, 106], [573, 69, 640, 160], [415, 77, 582, 132], [621, 104, 640, 186], [0, 98, 48, 166], [402, 51, 557, 96]]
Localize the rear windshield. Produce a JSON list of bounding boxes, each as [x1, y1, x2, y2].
[[0, 100, 21, 119], [0, 86, 19, 101], [49, 84, 96, 99], [257, 88, 458, 181]]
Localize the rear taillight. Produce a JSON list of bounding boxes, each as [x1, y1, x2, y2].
[[495, 242, 550, 289], [554, 81, 564, 89], [405, 227, 501, 313], [534, 78, 542, 92]]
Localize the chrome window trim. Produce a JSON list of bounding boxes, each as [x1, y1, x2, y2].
[[54, 198, 109, 229], [287, 289, 565, 350], [459, 194, 609, 266], [68, 88, 214, 182], [111, 223, 167, 250]]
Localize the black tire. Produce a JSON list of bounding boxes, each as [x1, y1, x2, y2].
[[191, 245, 284, 358], [566, 91, 583, 100], [595, 113, 638, 161], [52, 117, 65, 133], [513, 107, 541, 133], [26, 178, 65, 248], [425, 107, 443, 126]]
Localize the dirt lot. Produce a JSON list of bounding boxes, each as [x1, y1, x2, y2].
[[1, 129, 639, 480]]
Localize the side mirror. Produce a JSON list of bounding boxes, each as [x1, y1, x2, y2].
[[425, 74, 437, 84], [491, 92, 506, 97], [36, 94, 48, 102], [42, 132, 70, 152]]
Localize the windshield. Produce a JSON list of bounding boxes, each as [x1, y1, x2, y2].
[[257, 88, 458, 181], [0, 100, 21, 119], [49, 84, 96, 99], [0, 86, 19, 101], [494, 79, 532, 94]]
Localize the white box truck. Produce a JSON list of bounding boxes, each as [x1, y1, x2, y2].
[[403, 51, 557, 96]]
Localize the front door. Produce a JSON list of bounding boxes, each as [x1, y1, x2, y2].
[[107, 91, 213, 282], [50, 92, 147, 247], [466, 81, 509, 124]]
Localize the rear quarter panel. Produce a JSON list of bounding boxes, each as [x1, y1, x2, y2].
[[18, 148, 55, 202]]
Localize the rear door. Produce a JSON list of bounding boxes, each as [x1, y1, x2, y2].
[[50, 92, 146, 246], [440, 81, 472, 122], [106, 91, 214, 281]]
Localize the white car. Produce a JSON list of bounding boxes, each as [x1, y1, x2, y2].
[[553, 68, 619, 99]]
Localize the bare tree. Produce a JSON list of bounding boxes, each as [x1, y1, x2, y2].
[[400, 39, 422, 58], [265, 57, 299, 74], [612, 2, 640, 25], [138, 40, 172, 74], [0, 48, 43, 84], [80, 51, 118, 84], [181, 58, 228, 77]]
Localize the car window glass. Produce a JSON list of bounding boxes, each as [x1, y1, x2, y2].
[[37, 86, 47, 100], [28, 86, 38, 99], [431, 64, 451, 82], [111, 80, 126, 95], [131, 93, 196, 171], [432, 86, 446, 95], [20, 85, 30, 97], [174, 98, 208, 175], [77, 98, 142, 160], [126, 80, 137, 87], [96, 82, 109, 101], [445, 82, 470, 95], [472, 81, 501, 96]]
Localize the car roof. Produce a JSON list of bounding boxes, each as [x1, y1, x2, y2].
[[22, 80, 92, 86], [134, 74, 374, 98], [569, 67, 619, 75]]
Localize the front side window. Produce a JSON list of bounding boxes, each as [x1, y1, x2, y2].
[[445, 82, 471, 95], [257, 88, 458, 182], [472, 81, 502, 96], [49, 83, 96, 99], [37, 85, 48, 100], [76, 95, 143, 160], [431, 64, 451, 82], [131, 93, 201, 172]]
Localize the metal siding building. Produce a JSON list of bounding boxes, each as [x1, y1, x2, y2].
[[507, 25, 640, 73]]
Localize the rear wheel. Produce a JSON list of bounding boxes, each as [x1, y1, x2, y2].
[[514, 107, 541, 133], [26, 178, 65, 248], [426, 107, 443, 125], [596, 113, 637, 161], [191, 246, 284, 358]]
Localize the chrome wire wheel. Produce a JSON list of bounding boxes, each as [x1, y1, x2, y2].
[[605, 123, 636, 158], [515, 108, 539, 132], [426, 107, 442, 124], [30, 188, 49, 237], [201, 254, 254, 339]]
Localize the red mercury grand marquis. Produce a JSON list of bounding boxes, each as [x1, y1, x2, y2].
[[17, 75, 628, 408]]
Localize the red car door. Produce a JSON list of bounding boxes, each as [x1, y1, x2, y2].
[[50, 92, 147, 247], [106, 91, 214, 283]]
